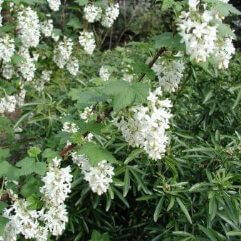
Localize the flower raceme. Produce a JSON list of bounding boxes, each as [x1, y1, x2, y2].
[[177, 0, 235, 68], [1, 157, 73, 241], [114, 88, 173, 161]]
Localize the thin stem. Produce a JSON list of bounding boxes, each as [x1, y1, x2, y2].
[[137, 47, 165, 82]]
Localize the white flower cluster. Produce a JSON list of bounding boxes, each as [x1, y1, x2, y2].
[[99, 66, 110, 81], [72, 153, 114, 195], [214, 37, 235, 69], [18, 48, 36, 81], [41, 19, 54, 37], [2, 197, 48, 241], [177, 0, 235, 68], [0, 35, 15, 63], [2, 157, 72, 241], [84, 4, 102, 23], [79, 31, 96, 55], [114, 88, 172, 160], [62, 121, 79, 133], [40, 157, 73, 236], [17, 7, 40, 48], [152, 58, 185, 92], [80, 105, 94, 122], [0, 89, 26, 114], [35, 70, 52, 92], [2, 63, 14, 80], [47, 0, 61, 11], [101, 3, 120, 28], [53, 37, 73, 68], [67, 57, 79, 76]]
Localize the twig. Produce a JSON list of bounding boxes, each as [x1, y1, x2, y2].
[[137, 47, 165, 82]]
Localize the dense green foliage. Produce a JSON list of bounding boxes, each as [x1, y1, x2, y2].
[[0, 0, 241, 241]]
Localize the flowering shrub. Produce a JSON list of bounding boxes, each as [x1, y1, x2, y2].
[[0, 0, 241, 241]]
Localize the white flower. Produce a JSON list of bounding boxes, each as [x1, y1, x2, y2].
[[214, 37, 235, 69], [80, 106, 93, 122], [18, 48, 36, 81], [35, 70, 52, 92], [83, 160, 114, 195], [177, 7, 217, 62], [101, 3, 120, 28], [66, 57, 79, 76], [17, 7, 40, 48], [62, 121, 79, 133], [40, 158, 73, 206], [47, 0, 61, 11], [53, 37, 73, 68], [114, 88, 172, 160], [99, 66, 110, 81], [40, 204, 68, 236], [2, 63, 14, 80], [85, 133, 94, 142], [79, 31, 96, 55], [72, 153, 114, 196], [84, 4, 102, 23], [0, 90, 25, 114], [41, 19, 54, 37], [0, 35, 15, 63], [188, 0, 200, 10], [2, 198, 48, 241], [152, 58, 185, 92]]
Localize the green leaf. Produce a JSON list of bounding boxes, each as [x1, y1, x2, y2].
[[79, 143, 117, 166], [0, 202, 7, 214], [198, 225, 218, 241], [28, 146, 41, 158], [162, 0, 175, 11], [112, 87, 135, 112], [88, 230, 110, 241], [0, 216, 8, 236], [132, 83, 149, 105], [69, 87, 108, 109], [75, 0, 88, 6], [154, 196, 164, 222], [123, 168, 130, 197], [0, 148, 10, 162], [154, 32, 184, 50], [21, 176, 42, 198], [176, 198, 192, 224], [67, 17, 82, 29], [16, 157, 46, 176], [0, 161, 19, 180], [227, 231, 241, 236], [42, 149, 58, 160]]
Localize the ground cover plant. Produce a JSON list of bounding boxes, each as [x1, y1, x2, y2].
[[0, 0, 241, 240]]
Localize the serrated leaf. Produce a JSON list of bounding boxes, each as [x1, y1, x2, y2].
[[21, 176, 42, 198], [0, 161, 19, 180], [69, 87, 108, 109], [0, 216, 8, 236], [112, 87, 135, 112], [162, 0, 175, 11], [79, 143, 117, 166], [16, 157, 46, 176], [132, 82, 149, 105], [154, 32, 184, 50], [42, 148, 58, 160]]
